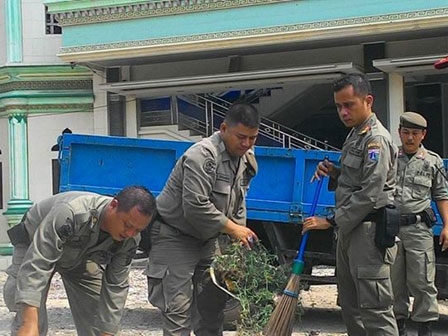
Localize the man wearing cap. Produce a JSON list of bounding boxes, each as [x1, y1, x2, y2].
[[392, 112, 448, 336]]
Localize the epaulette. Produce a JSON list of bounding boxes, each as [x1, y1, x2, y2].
[[427, 150, 441, 159], [244, 150, 258, 177], [358, 125, 371, 135]]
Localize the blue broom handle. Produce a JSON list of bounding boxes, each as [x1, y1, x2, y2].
[[296, 177, 324, 263]]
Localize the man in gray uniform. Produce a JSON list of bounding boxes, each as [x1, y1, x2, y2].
[[3, 186, 156, 336], [302, 73, 399, 335], [146, 102, 260, 336], [392, 112, 448, 336]]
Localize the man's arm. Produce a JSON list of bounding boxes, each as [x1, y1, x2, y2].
[[221, 219, 257, 249], [335, 136, 394, 235], [433, 158, 448, 252], [96, 240, 136, 335], [15, 205, 73, 332], [182, 146, 234, 240], [16, 305, 39, 336], [436, 200, 448, 252], [311, 160, 340, 182]]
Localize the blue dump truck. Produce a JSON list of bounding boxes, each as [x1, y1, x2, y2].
[[58, 133, 448, 297]]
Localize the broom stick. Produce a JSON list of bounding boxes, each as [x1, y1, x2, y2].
[[264, 177, 324, 336]]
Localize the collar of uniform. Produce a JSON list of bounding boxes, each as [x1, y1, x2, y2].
[[416, 145, 427, 160], [211, 131, 226, 153], [214, 131, 232, 162], [94, 196, 113, 231], [355, 113, 376, 135], [398, 145, 426, 160]]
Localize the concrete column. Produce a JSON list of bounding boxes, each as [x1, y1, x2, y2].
[[387, 73, 404, 145], [5, 0, 23, 63], [93, 71, 108, 135], [3, 114, 32, 226], [126, 96, 138, 138]]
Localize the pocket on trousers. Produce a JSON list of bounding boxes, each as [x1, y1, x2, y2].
[[357, 264, 393, 309], [146, 263, 168, 311], [383, 244, 397, 265], [425, 251, 436, 283]]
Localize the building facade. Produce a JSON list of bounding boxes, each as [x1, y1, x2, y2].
[[0, 0, 95, 250], [1, 0, 448, 247]]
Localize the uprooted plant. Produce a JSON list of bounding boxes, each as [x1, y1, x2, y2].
[[212, 241, 304, 335]]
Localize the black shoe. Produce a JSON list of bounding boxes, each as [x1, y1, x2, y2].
[[418, 322, 433, 336], [396, 319, 407, 336]]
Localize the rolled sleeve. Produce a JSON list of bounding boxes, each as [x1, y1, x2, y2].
[[432, 158, 448, 201], [182, 146, 228, 240], [16, 205, 74, 307], [96, 238, 137, 334]]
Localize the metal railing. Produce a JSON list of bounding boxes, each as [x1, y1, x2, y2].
[[179, 93, 339, 151]]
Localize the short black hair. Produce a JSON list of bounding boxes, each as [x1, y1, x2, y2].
[[333, 73, 372, 97], [224, 101, 260, 129], [115, 186, 156, 217]]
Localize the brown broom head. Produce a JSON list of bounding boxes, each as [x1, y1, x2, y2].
[[264, 273, 301, 336]]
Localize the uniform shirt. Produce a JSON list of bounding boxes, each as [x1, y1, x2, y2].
[[331, 114, 397, 235], [395, 145, 448, 214], [156, 131, 257, 241], [16, 191, 139, 335]]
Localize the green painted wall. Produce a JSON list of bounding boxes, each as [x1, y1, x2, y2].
[[53, 0, 448, 48], [5, 0, 23, 63]]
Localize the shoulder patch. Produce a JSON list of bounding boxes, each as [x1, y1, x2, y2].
[[368, 148, 380, 162], [203, 158, 216, 174], [427, 150, 441, 159], [56, 218, 74, 242], [367, 142, 381, 149]]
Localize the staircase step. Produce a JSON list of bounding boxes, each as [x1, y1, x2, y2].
[[138, 125, 202, 142]]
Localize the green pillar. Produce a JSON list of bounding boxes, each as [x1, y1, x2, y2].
[[5, 0, 23, 63], [3, 114, 33, 226]]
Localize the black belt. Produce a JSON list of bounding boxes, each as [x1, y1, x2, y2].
[[399, 213, 421, 226], [363, 212, 422, 225]]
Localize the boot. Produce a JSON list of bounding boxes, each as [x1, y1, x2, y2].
[[396, 319, 407, 336], [418, 322, 433, 336]]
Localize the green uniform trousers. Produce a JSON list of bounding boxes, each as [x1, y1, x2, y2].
[[146, 220, 226, 336], [337, 221, 398, 336], [391, 221, 438, 322], [4, 244, 103, 336]]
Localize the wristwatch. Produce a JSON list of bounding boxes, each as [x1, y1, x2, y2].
[[326, 214, 337, 227]]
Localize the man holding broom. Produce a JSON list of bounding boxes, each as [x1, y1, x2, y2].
[[302, 73, 399, 335]]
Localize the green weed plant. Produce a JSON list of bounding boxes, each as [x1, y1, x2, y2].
[[213, 242, 303, 335]]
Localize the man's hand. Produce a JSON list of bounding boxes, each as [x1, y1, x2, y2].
[[222, 220, 258, 249], [311, 160, 335, 182], [302, 216, 331, 234], [17, 305, 39, 336], [439, 227, 448, 252]]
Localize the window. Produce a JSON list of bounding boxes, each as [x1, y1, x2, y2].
[[45, 6, 61, 35]]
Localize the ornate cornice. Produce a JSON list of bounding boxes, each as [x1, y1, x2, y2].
[[0, 80, 93, 93], [58, 7, 448, 57], [54, 0, 294, 26], [0, 103, 93, 114]]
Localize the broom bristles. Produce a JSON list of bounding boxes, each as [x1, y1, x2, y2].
[[264, 273, 301, 336]]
